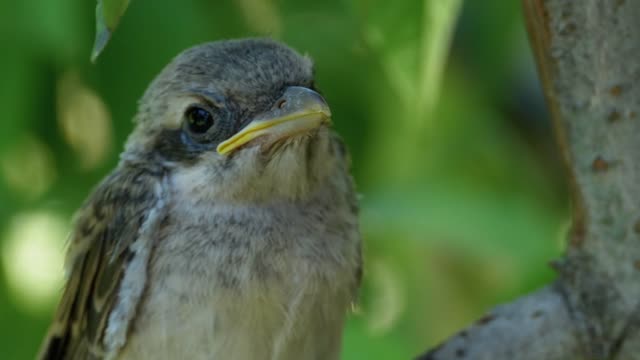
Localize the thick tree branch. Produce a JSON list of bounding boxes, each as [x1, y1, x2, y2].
[[417, 1, 640, 359], [417, 285, 581, 360]]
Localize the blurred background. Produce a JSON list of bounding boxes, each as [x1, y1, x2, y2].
[[0, 0, 569, 358]]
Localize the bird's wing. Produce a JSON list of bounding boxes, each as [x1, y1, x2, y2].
[[38, 168, 166, 360]]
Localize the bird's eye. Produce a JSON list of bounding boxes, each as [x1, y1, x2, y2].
[[185, 106, 214, 134]]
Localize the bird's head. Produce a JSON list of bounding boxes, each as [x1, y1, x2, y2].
[[123, 39, 348, 203]]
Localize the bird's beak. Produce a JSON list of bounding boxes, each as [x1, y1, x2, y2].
[[217, 86, 331, 155]]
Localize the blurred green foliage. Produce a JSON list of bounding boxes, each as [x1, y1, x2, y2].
[[0, 0, 568, 359]]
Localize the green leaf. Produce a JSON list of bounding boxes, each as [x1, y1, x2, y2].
[[91, 0, 131, 62]]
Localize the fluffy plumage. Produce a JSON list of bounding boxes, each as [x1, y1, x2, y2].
[[39, 38, 361, 360]]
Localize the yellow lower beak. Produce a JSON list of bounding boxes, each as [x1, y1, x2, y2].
[[217, 87, 331, 155]]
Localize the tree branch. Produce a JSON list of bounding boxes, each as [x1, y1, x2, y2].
[[417, 1, 640, 358], [418, 285, 581, 360]]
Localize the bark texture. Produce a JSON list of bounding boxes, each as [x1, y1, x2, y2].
[[417, 1, 640, 359]]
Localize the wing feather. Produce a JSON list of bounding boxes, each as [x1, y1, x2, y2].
[[38, 168, 163, 360]]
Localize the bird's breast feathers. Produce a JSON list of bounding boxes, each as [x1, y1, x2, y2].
[[110, 175, 360, 360]]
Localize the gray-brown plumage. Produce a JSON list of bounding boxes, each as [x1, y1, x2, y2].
[[39, 39, 361, 360]]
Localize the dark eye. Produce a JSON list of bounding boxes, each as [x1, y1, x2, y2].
[[185, 106, 214, 134]]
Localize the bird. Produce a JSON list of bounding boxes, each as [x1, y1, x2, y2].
[[38, 38, 362, 360]]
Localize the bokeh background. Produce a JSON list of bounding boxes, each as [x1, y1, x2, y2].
[[0, 0, 569, 358]]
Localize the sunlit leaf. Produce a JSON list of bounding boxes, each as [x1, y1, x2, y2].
[[91, 0, 131, 62], [57, 70, 113, 169], [0, 135, 56, 200], [2, 211, 67, 312], [415, 0, 463, 122], [235, 0, 281, 35]]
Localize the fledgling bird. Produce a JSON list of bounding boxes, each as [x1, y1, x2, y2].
[[39, 38, 361, 360]]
